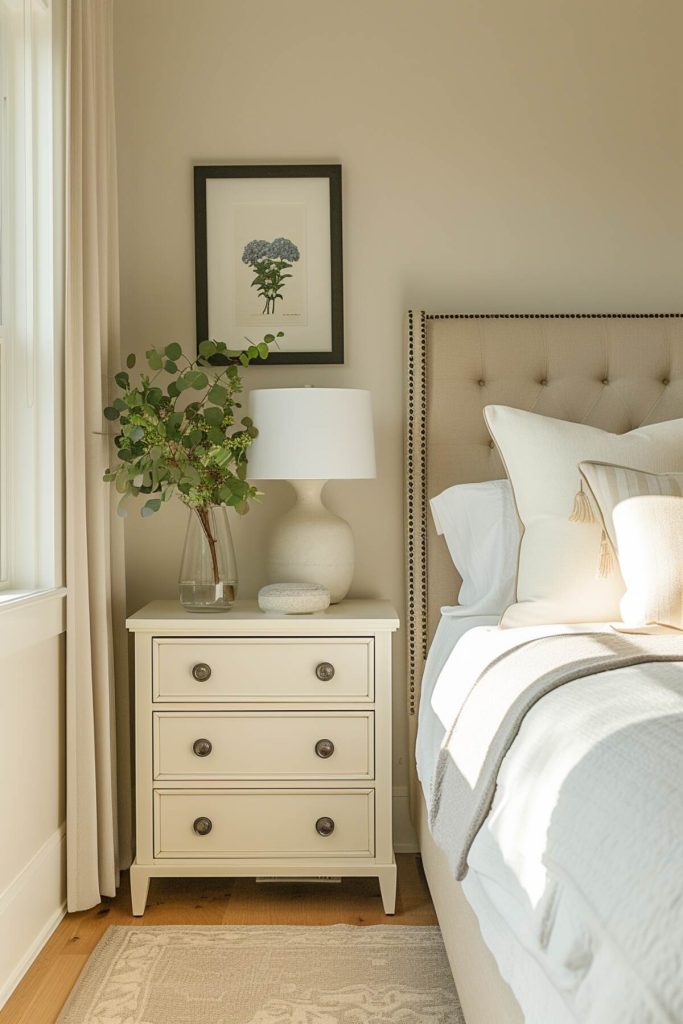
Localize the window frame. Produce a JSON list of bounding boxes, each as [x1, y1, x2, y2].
[[0, 0, 59, 596]]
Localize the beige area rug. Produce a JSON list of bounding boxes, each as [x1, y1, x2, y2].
[[57, 925, 464, 1023]]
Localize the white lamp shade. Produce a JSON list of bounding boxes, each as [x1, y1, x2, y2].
[[248, 388, 376, 480]]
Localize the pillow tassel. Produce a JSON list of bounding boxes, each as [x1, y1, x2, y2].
[[570, 481, 596, 524], [598, 529, 615, 578]]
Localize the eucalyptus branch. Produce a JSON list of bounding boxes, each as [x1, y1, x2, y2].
[[103, 333, 283, 520]]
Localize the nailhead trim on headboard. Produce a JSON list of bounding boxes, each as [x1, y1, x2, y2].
[[405, 310, 429, 717]]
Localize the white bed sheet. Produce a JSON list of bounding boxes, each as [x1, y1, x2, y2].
[[415, 611, 499, 805], [417, 615, 582, 1024], [417, 615, 683, 1024]]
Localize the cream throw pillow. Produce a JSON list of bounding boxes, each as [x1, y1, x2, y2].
[[483, 406, 683, 626], [579, 462, 683, 629]]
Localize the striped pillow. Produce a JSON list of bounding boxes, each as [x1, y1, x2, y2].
[[579, 462, 683, 629], [579, 462, 683, 549]]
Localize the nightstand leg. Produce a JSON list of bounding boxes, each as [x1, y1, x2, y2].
[[378, 864, 397, 915], [130, 864, 150, 916]]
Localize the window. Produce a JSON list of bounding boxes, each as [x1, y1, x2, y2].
[[0, 0, 59, 595]]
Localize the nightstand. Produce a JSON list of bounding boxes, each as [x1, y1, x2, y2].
[[126, 599, 400, 915]]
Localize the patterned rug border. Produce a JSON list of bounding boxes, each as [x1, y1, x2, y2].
[[58, 925, 464, 1024]]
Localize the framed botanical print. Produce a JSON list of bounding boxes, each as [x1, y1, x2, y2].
[[194, 164, 343, 364]]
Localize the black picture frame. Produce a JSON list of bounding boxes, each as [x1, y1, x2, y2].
[[194, 164, 344, 365]]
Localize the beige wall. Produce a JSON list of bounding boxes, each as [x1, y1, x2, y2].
[[114, 0, 683, 789]]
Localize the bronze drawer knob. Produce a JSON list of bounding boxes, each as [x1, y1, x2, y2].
[[192, 738, 213, 757], [315, 738, 335, 759], [315, 816, 335, 837], [193, 816, 212, 836], [191, 662, 212, 682], [315, 662, 335, 682]]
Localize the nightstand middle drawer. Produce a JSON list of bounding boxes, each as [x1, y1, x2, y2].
[[154, 712, 374, 780]]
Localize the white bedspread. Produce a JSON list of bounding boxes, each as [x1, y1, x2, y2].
[[421, 622, 683, 1024]]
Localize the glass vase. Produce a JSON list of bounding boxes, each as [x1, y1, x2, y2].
[[178, 505, 238, 612]]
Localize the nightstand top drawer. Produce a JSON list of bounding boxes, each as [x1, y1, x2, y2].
[[153, 637, 373, 702]]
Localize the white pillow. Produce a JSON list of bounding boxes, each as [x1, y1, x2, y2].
[[615, 495, 683, 629], [484, 406, 683, 627], [430, 479, 520, 614]]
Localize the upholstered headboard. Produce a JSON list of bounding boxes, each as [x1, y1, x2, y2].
[[405, 310, 683, 798]]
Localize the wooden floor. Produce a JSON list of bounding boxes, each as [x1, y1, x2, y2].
[[0, 855, 436, 1024]]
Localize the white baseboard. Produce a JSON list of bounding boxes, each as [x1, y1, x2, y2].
[[0, 824, 67, 1009], [392, 786, 418, 853]]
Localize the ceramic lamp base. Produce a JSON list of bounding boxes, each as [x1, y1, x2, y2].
[[267, 480, 354, 603]]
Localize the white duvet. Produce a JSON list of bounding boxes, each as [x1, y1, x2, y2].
[[422, 623, 683, 1024]]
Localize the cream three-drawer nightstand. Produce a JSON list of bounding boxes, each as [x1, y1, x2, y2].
[[126, 599, 400, 915]]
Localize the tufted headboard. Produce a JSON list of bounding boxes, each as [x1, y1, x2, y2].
[[405, 310, 683, 799]]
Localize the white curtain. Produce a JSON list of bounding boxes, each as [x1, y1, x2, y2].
[[65, 0, 132, 912]]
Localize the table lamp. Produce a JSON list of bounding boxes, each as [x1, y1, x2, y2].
[[247, 388, 376, 603]]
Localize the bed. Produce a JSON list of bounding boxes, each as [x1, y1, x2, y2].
[[404, 311, 683, 1023]]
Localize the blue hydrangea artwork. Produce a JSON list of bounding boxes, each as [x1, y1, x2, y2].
[[241, 237, 301, 315]]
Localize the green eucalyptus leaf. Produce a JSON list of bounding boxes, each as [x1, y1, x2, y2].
[[208, 427, 225, 444], [126, 353, 136, 369], [167, 381, 179, 398], [188, 429, 203, 446], [207, 383, 228, 406], [115, 371, 129, 389], [165, 342, 182, 360], [113, 398, 127, 411], [141, 498, 162, 517], [164, 360, 178, 374], [247, 345, 260, 361], [257, 342, 269, 359], [146, 349, 163, 370], [239, 353, 249, 368], [204, 406, 223, 427], [166, 411, 184, 437], [189, 371, 208, 390], [117, 495, 129, 517], [237, 461, 247, 481], [146, 387, 163, 406], [263, 334, 275, 343], [104, 406, 119, 421], [198, 339, 217, 358]]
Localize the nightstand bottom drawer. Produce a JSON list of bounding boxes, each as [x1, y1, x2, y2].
[[154, 789, 375, 859]]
